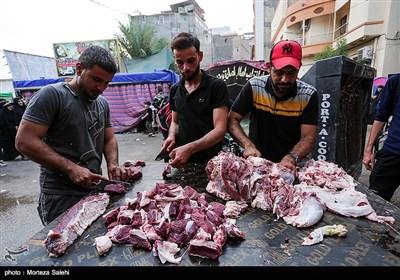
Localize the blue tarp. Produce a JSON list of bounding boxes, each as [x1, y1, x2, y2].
[[13, 69, 179, 133], [13, 69, 179, 89], [112, 69, 179, 84], [13, 78, 66, 89]]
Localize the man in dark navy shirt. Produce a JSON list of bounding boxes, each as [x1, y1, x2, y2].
[[363, 73, 400, 202], [161, 32, 230, 167]]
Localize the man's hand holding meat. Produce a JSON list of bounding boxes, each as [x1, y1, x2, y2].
[[242, 145, 262, 159], [107, 163, 131, 182], [167, 143, 194, 167], [280, 154, 298, 177]]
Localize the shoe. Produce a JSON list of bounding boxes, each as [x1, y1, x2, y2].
[[148, 133, 155, 137], [0, 161, 7, 168], [20, 155, 29, 161]]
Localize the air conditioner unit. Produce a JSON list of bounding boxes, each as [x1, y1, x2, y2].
[[357, 46, 373, 60]]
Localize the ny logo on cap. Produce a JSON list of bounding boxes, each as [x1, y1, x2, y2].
[[281, 43, 294, 55]]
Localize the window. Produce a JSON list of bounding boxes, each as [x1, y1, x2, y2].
[[340, 15, 347, 35], [300, 19, 311, 31]]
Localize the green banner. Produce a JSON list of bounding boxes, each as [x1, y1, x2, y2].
[[0, 92, 13, 101]]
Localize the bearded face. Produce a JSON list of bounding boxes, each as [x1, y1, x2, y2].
[[270, 65, 299, 96], [180, 63, 200, 82], [173, 46, 203, 82]]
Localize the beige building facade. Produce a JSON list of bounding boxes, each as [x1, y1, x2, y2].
[[255, 0, 400, 77]]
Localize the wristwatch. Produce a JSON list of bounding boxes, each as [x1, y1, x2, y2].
[[287, 151, 299, 164]]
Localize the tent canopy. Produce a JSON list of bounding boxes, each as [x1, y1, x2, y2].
[[13, 69, 178, 90]]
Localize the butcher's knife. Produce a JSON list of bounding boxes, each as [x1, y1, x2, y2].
[[155, 151, 168, 161], [102, 179, 131, 186]]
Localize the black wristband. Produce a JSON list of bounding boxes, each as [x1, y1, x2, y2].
[[287, 151, 299, 164]]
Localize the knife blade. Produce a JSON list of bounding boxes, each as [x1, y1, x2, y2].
[[155, 151, 168, 161], [102, 179, 131, 186]]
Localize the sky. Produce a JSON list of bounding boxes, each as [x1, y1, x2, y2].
[[0, 0, 254, 58]]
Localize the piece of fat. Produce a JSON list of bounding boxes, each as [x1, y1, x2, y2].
[[94, 235, 113, 255], [302, 224, 348, 246]]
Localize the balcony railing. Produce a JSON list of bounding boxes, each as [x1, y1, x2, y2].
[[334, 22, 348, 39], [293, 22, 348, 46]]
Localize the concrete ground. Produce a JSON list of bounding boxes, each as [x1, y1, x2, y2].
[[0, 128, 399, 264]]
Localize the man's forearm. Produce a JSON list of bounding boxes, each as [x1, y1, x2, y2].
[[290, 135, 316, 159], [365, 121, 386, 152], [21, 140, 77, 175], [185, 126, 226, 155], [104, 137, 119, 166], [167, 121, 179, 139], [228, 120, 255, 149]]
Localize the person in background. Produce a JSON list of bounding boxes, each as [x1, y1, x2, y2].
[[141, 101, 156, 137], [368, 85, 384, 125], [54, 44, 68, 58], [157, 102, 172, 140], [153, 85, 170, 139], [15, 45, 131, 225], [13, 97, 27, 125], [0, 100, 24, 161], [228, 40, 319, 176], [153, 85, 168, 111], [0, 99, 8, 167], [363, 73, 400, 202], [161, 32, 230, 167]]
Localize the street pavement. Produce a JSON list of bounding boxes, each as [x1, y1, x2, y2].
[[0, 129, 399, 265]]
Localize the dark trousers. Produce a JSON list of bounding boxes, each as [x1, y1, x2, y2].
[[0, 139, 20, 160], [369, 149, 400, 201], [37, 193, 84, 226], [145, 121, 154, 134]]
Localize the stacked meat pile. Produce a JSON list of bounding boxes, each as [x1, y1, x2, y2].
[[205, 152, 395, 228], [95, 182, 246, 263], [206, 152, 325, 227], [295, 159, 395, 224]]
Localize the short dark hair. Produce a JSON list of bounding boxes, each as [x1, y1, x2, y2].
[[144, 101, 151, 105], [171, 32, 200, 53], [157, 86, 163, 93], [78, 45, 117, 74]]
